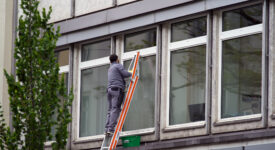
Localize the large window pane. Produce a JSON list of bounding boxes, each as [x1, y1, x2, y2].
[[221, 34, 262, 118], [171, 17, 207, 42], [169, 45, 206, 125], [55, 50, 69, 67], [49, 73, 69, 141], [81, 40, 111, 62], [80, 65, 108, 137], [124, 29, 156, 52], [223, 4, 262, 31], [123, 56, 156, 131]]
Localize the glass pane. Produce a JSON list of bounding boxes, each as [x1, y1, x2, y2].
[[221, 34, 262, 118], [169, 45, 206, 125], [123, 56, 156, 131], [60, 73, 69, 92], [49, 73, 69, 141], [80, 65, 108, 137], [81, 40, 111, 62], [171, 17, 207, 42], [124, 29, 156, 52], [55, 50, 69, 67], [223, 4, 262, 31]]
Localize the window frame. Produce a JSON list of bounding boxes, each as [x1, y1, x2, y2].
[[166, 14, 208, 130], [217, 3, 264, 123], [76, 37, 113, 141], [119, 26, 158, 137], [211, 1, 267, 134], [160, 13, 211, 140]]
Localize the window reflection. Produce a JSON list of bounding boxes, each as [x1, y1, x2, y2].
[[81, 40, 111, 62], [223, 4, 262, 31], [49, 73, 69, 141], [171, 17, 207, 42], [80, 65, 108, 137], [123, 56, 156, 130], [221, 34, 262, 118], [55, 50, 69, 67], [169, 45, 206, 125], [124, 29, 156, 52]]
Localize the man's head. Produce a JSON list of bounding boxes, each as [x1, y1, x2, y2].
[[109, 54, 118, 63]]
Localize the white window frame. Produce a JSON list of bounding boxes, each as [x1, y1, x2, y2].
[[76, 38, 112, 141], [217, 3, 264, 123], [119, 27, 158, 136], [165, 15, 208, 130]]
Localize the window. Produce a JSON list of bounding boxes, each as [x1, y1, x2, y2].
[[122, 29, 157, 132], [169, 45, 206, 125], [222, 4, 262, 31], [221, 34, 262, 118], [48, 49, 70, 142], [80, 65, 109, 137], [123, 56, 156, 131], [168, 17, 207, 126], [81, 40, 111, 62], [171, 17, 207, 42], [124, 28, 156, 52], [79, 39, 111, 137], [219, 4, 263, 120]]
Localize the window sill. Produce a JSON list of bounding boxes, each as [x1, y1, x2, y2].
[[74, 135, 105, 144], [214, 114, 262, 126], [73, 128, 155, 144], [163, 121, 205, 132], [120, 127, 155, 137]]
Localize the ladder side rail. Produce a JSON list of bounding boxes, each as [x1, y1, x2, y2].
[[110, 76, 139, 150], [108, 77, 134, 149]]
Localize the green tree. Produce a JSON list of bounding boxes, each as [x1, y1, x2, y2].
[[0, 0, 73, 149]]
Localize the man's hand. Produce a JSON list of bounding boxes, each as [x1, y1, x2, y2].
[[128, 70, 133, 74]]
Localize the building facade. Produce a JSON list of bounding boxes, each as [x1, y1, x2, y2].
[[13, 0, 275, 149]]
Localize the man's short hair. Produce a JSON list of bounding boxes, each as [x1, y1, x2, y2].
[[109, 54, 118, 63]]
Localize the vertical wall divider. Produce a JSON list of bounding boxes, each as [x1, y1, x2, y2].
[[263, 0, 270, 128], [68, 43, 74, 150], [155, 25, 162, 141], [206, 11, 213, 135], [71, 0, 75, 18]]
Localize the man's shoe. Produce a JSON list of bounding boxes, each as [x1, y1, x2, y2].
[[107, 131, 114, 135]]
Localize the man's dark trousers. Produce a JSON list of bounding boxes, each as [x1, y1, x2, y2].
[[105, 87, 125, 132]]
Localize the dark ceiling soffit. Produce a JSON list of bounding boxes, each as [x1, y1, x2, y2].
[[54, 0, 194, 34]]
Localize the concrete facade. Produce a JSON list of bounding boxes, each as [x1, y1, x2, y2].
[[0, 0, 13, 126], [39, 0, 72, 23], [12, 0, 275, 149]]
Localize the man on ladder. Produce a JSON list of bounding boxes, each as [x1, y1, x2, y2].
[[102, 52, 139, 150], [105, 54, 132, 135]]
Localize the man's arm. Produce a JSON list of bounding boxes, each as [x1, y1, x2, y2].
[[117, 64, 132, 78]]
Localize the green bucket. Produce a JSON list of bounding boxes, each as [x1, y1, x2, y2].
[[121, 135, 141, 148]]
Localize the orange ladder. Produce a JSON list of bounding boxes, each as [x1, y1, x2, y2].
[[101, 52, 140, 150]]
